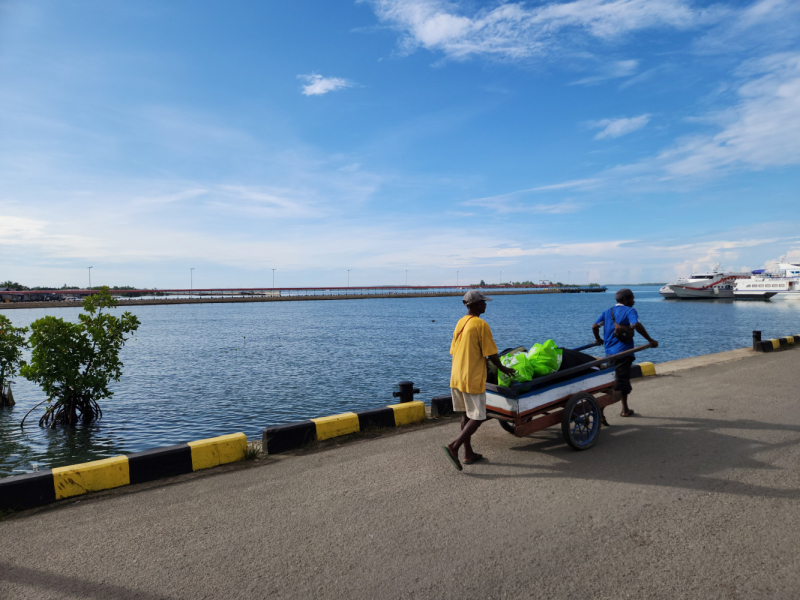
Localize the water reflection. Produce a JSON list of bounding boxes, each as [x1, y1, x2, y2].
[[1, 404, 125, 475]]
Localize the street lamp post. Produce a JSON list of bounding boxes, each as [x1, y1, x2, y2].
[[500, 270, 503, 286], [87, 266, 92, 289], [457, 271, 459, 287], [190, 268, 194, 291], [405, 270, 409, 286], [272, 269, 276, 288], [347, 269, 351, 287]]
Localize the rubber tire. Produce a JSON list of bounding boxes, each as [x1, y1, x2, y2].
[[498, 419, 516, 434], [561, 392, 600, 450]]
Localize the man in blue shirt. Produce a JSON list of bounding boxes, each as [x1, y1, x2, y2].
[[592, 288, 658, 419]]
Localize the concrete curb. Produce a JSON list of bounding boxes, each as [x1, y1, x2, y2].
[[0, 433, 247, 513], [630, 361, 657, 379], [262, 401, 426, 455], [755, 335, 800, 352]]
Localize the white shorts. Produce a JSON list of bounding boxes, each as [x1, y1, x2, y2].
[[450, 388, 487, 421]]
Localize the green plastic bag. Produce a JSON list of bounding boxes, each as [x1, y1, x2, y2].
[[498, 339, 563, 387]]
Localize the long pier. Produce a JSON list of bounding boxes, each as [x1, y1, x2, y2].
[[0, 284, 606, 309]]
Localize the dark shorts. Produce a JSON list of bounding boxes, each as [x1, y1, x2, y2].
[[612, 356, 635, 395]]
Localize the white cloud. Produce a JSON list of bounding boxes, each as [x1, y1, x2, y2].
[[362, 0, 722, 61], [464, 179, 599, 213], [660, 53, 800, 175], [571, 59, 639, 85], [298, 73, 355, 96], [466, 198, 582, 214], [590, 114, 651, 139]]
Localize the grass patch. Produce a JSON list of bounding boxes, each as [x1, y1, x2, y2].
[[243, 441, 262, 460]]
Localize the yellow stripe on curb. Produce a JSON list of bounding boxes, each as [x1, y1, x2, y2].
[[312, 412, 360, 441], [639, 362, 657, 377], [772, 339, 780, 350], [787, 337, 795, 345], [52, 455, 130, 500], [388, 401, 426, 426], [188, 433, 247, 471]]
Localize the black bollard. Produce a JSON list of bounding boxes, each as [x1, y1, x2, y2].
[[753, 330, 762, 351], [392, 381, 420, 403]]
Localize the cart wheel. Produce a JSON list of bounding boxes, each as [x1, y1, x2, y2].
[[498, 420, 516, 434], [561, 392, 600, 450]]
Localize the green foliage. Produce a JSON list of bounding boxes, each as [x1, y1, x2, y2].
[[0, 281, 29, 291], [20, 287, 140, 428], [0, 315, 28, 396]]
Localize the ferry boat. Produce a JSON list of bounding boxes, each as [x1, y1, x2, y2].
[[771, 261, 800, 300], [734, 261, 800, 300], [662, 265, 750, 299]]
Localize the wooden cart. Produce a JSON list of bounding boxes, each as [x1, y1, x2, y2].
[[485, 342, 651, 450]]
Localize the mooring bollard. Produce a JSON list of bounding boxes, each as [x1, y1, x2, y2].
[[392, 381, 420, 403], [753, 330, 762, 351]]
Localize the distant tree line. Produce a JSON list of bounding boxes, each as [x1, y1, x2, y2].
[[2, 281, 146, 292]]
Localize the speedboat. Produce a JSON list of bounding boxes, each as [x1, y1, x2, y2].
[[663, 264, 750, 299]]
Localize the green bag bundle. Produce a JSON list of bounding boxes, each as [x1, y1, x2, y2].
[[498, 339, 563, 387]]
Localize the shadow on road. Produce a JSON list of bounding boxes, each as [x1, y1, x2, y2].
[[468, 416, 800, 500], [0, 562, 170, 600]]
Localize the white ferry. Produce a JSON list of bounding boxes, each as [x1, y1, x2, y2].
[[661, 264, 750, 299], [734, 261, 800, 300], [772, 261, 800, 300]]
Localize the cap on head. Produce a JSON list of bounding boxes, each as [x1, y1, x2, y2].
[[615, 288, 634, 302], [463, 290, 492, 305]]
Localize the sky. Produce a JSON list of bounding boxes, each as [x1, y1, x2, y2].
[[1, 0, 799, 289]]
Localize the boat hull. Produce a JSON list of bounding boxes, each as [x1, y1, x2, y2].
[[671, 285, 734, 299], [732, 291, 777, 300], [659, 285, 676, 299]]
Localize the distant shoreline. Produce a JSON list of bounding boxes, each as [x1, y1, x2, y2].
[[0, 288, 568, 310]]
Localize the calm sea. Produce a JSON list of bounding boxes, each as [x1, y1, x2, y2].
[[2, 286, 799, 477]]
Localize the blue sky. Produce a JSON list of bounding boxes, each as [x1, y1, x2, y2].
[[1, 0, 799, 288]]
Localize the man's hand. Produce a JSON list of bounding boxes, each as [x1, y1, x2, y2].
[[499, 366, 516, 376], [648, 339, 659, 348]]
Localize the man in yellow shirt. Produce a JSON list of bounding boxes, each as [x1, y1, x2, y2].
[[444, 290, 515, 471]]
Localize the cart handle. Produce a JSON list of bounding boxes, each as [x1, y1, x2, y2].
[[571, 340, 603, 352], [505, 342, 653, 392]]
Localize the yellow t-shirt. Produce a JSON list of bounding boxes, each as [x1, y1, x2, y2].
[[450, 315, 499, 394]]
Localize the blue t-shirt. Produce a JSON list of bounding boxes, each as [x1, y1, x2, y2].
[[595, 305, 639, 357]]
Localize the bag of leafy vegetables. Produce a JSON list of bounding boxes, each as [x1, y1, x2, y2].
[[497, 339, 563, 387], [527, 339, 563, 376]]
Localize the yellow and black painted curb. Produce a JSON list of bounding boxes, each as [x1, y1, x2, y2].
[[630, 361, 657, 379], [262, 401, 426, 454], [0, 432, 247, 513], [755, 335, 800, 352]]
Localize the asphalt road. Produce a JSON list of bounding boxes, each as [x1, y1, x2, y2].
[[2, 349, 799, 599]]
